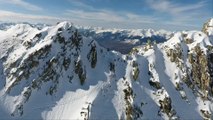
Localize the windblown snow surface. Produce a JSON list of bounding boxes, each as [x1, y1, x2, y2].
[[0, 18, 213, 120]]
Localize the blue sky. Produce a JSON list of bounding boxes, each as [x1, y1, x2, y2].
[[0, 0, 212, 30]]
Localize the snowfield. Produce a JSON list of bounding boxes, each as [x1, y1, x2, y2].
[[0, 18, 213, 120]]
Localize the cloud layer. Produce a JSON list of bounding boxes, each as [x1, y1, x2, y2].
[[0, 0, 211, 30], [146, 0, 209, 24], [0, 10, 62, 23], [0, 0, 42, 11]]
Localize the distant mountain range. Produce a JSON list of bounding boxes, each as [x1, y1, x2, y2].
[[0, 21, 50, 31]]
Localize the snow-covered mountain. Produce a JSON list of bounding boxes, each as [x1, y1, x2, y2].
[[0, 18, 212, 120]]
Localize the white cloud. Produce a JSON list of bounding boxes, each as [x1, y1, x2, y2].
[[0, 0, 42, 11], [62, 0, 206, 30], [145, 0, 209, 27], [65, 9, 157, 24], [66, 0, 159, 24], [66, 9, 123, 22], [146, 0, 206, 16], [68, 0, 95, 10], [64, 9, 199, 30], [0, 10, 63, 24], [125, 13, 158, 23]]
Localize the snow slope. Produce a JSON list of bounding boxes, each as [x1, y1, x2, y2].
[[0, 19, 213, 120]]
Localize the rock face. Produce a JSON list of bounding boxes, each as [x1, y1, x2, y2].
[[0, 19, 213, 120]]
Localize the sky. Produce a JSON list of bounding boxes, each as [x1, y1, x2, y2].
[[0, 0, 212, 30]]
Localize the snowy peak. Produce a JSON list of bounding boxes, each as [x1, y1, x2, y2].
[[202, 18, 213, 36]]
